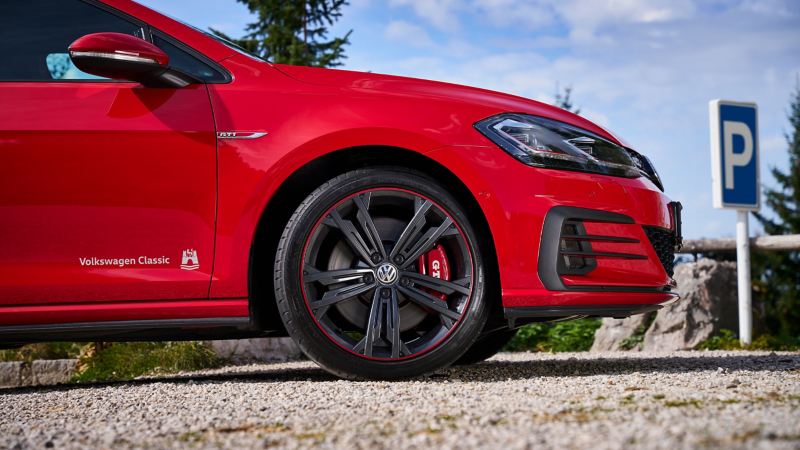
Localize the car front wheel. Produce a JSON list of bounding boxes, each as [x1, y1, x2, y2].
[[274, 168, 489, 379]]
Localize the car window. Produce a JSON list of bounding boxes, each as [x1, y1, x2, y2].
[[152, 35, 228, 83], [0, 0, 143, 81]]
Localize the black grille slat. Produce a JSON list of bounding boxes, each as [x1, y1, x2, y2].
[[560, 234, 640, 243], [560, 250, 647, 260], [557, 221, 597, 275], [643, 226, 677, 277]]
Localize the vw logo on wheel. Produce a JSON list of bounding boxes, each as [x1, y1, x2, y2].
[[375, 263, 398, 285]]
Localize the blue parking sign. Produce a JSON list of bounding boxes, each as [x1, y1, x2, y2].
[[709, 100, 760, 210]]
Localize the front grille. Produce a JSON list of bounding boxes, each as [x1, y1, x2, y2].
[[643, 226, 677, 277]]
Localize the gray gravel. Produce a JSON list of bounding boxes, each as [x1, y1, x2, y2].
[[2, 350, 799, 449]]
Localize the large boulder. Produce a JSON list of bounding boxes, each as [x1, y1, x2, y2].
[[206, 338, 302, 364], [642, 258, 738, 351], [591, 258, 738, 352]]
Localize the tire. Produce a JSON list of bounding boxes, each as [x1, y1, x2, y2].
[[454, 329, 517, 365], [274, 167, 489, 379]]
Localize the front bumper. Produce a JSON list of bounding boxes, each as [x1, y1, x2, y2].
[[537, 204, 682, 293], [426, 145, 682, 318]]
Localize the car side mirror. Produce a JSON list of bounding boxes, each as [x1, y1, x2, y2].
[[68, 32, 196, 88]]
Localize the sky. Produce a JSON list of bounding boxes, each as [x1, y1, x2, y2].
[[139, 0, 800, 240]]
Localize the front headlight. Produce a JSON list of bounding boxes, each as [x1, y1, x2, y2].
[[475, 113, 647, 181]]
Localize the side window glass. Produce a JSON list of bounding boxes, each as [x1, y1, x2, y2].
[[45, 53, 104, 80], [153, 35, 227, 83], [0, 0, 141, 81]]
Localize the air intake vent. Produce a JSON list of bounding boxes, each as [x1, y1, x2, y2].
[[643, 226, 677, 277], [556, 220, 644, 277]]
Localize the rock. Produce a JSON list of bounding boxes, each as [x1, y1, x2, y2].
[[1, 360, 79, 389], [0, 362, 25, 389], [206, 338, 302, 364], [642, 258, 738, 351], [32, 359, 77, 386], [590, 313, 654, 352]]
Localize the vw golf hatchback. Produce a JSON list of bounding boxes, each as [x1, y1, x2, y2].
[[0, 0, 682, 379]]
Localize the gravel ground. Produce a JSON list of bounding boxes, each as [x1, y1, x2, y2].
[[1, 351, 799, 450]]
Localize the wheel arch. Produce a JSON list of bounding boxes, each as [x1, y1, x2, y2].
[[248, 146, 502, 334]]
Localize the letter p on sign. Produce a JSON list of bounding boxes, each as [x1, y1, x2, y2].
[[710, 100, 760, 210]]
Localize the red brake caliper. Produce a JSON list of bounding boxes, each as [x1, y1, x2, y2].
[[417, 244, 450, 300]]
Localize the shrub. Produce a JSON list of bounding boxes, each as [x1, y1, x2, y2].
[[697, 329, 800, 351], [74, 341, 222, 382], [0, 342, 86, 362], [505, 319, 601, 352]]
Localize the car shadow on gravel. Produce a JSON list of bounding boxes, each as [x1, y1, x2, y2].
[[2, 353, 797, 394], [457, 353, 800, 381]]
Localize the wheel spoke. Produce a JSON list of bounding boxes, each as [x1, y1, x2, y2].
[[400, 271, 471, 295], [362, 288, 383, 357], [397, 285, 461, 326], [386, 288, 402, 358], [304, 266, 373, 286], [311, 281, 376, 318], [395, 218, 454, 269], [390, 200, 431, 261], [353, 193, 386, 260], [357, 287, 405, 358], [327, 209, 378, 266]]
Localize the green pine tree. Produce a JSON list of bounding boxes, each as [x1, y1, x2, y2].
[[752, 79, 800, 341], [554, 84, 580, 114], [213, 0, 351, 67]]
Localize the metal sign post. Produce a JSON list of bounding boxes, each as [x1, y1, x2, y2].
[[709, 100, 759, 346], [735, 210, 752, 344]]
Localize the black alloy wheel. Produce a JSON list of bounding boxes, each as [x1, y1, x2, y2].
[[274, 168, 489, 379]]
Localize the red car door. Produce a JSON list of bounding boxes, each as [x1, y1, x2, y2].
[[0, 0, 217, 306]]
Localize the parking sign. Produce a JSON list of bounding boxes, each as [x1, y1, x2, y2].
[[709, 100, 760, 210]]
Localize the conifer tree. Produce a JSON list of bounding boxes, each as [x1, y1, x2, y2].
[[752, 79, 800, 340], [214, 0, 351, 67], [554, 84, 580, 114]]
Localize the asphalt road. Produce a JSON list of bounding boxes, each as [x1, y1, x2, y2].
[[2, 351, 799, 449]]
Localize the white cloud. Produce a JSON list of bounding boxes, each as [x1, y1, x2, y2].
[[473, 0, 555, 29], [388, 0, 462, 30], [738, 0, 798, 17], [384, 20, 434, 48], [762, 135, 786, 154], [549, 0, 697, 43]]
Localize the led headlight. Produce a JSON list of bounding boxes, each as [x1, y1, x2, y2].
[[474, 113, 643, 180]]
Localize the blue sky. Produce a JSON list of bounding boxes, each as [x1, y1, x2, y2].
[[139, 0, 800, 239]]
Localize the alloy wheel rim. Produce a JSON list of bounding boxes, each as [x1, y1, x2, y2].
[[300, 188, 474, 361]]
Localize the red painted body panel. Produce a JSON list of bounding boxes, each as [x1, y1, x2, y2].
[[0, 82, 216, 306], [0, 0, 677, 329]]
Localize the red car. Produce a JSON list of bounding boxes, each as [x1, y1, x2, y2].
[[0, 0, 681, 379]]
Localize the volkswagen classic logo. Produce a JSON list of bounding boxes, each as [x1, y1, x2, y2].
[[375, 263, 398, 285]]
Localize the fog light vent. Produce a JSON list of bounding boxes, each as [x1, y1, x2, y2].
[[557, 220, 597, 275]]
